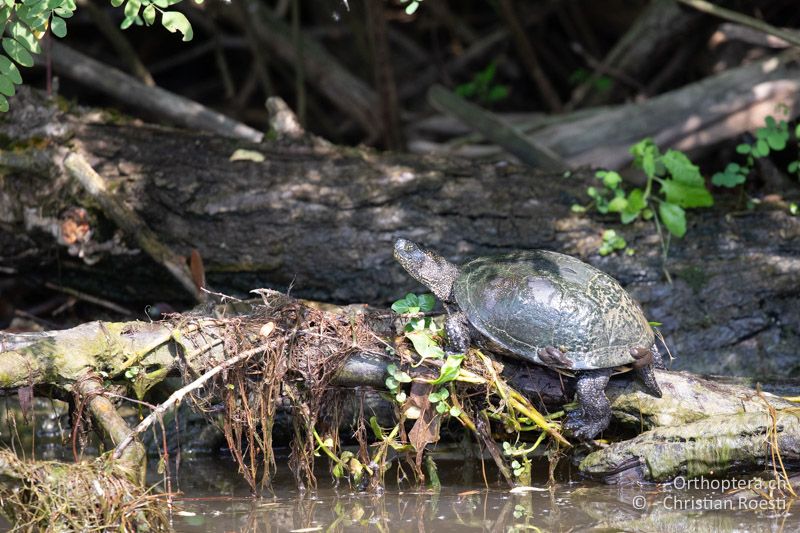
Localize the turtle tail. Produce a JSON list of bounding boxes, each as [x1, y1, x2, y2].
[[635, 364, 662, 398]]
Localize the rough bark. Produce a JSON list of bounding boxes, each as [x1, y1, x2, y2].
[[0, 89, 798, 380]]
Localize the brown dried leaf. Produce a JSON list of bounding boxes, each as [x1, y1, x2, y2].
[[406, 381, 441, 473]]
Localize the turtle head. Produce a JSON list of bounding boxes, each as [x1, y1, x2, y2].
[[394, 239, 460, 303]]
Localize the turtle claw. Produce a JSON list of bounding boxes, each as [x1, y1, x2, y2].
[[629, 346, 654, 369], [563, 408, 611, 441], [537, 345, 573, 368]]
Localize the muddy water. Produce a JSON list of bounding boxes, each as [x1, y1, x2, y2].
[[166, 457, 799, 532]]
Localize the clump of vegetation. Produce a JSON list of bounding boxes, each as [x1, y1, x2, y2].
[[714, 110, 800, 186], [574, 111, 800, 257], [0, 0, 195, 112], [0, 449, 169, 532], [573, 139, 713, 241], [455, 62, 511, 106]]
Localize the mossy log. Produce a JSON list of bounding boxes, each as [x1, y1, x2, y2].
[[1, 295, 798, 484]]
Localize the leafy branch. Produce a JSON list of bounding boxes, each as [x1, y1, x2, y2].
[[0, 0, 196, 112]]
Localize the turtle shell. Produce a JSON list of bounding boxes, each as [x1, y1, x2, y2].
[[453, 250, 653, 369]]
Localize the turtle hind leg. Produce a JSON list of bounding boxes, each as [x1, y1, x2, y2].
[[563, 369, 613, 441]]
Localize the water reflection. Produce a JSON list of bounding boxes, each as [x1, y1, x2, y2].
[[169, 458, 799, 532]]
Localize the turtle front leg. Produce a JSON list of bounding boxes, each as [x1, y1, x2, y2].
[[563, 369, 613, 440], [444, 310, 471, 354]]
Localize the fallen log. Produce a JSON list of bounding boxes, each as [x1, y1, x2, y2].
[[1, 88, 799, 383], [1, 295, 798, 486]]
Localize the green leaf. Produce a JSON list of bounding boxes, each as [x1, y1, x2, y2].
[[435, 401, 448, 414], [754, 139, 769, 157], [571, 204, 586, 213], [0, 93, 8, 112], [417, 293, 436, 313], [395, 371, 412, 383], [124, 0, 141, 19], [659, 179, 713, 208], [0, 56, 22, 84], [607, 196, 627, 213], [430, 353, 464, 385], [142, 4, 156, 25], [405, 330, 445, 362], [627, 188, 646, 211], [487, 85, 509, 103], [392, 293, 422, 314], [630, 138, 658, 178], [767, 130, 787, 151], [449, 406, 462, 417], [54, 7, 74, 18], [162, 10, 193, 41], [2, 38, 34, 67], [385, 376, 399, 390], [597, 170, 622, 189], [659, 202, 686, 238], [661, 149, 703, 187], [0, 73, 14, 96], [642, 207, 654, 220], [50, 16, 67, 38], [10, 22, 42, 54], [111, 0, 124, 6], [736, 143, 751, 154], [788, 161, 799, 173], [386, 363, 398, 376], [711, 164, 746, 188]]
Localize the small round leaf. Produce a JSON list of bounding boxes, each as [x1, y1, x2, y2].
[[50, 16, 67, 38], [0, 74, 15, 96], [142, 4, 156, 25], [2, 38, 34, 68], [0, 56, 23, 84]]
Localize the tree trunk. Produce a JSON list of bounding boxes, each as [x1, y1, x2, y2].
[[0, 89, 798, 379]]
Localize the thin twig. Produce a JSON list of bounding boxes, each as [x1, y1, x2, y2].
[[677, 0, 800, 48], [43, 42, 263, 142]]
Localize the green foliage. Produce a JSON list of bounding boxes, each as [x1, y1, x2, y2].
[[429, 352, 464, 385], [385, 363, 412, 403], [598, 229, 630, 256], [568, 67, 612, 93], [391, 292, 435, 315], [573, 139, 712, 248], [455, 61, 510, 105], [711, 163, 747, 188], [404, 316, 445, 363], [392, 292, 445, 365], [714, 111, 800, 186], [0, 0, 196, 111]]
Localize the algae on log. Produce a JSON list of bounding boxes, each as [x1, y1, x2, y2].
[[580, 410, 800, 483], [0, 91, 798, 381], [1, 295, 799, 483]]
